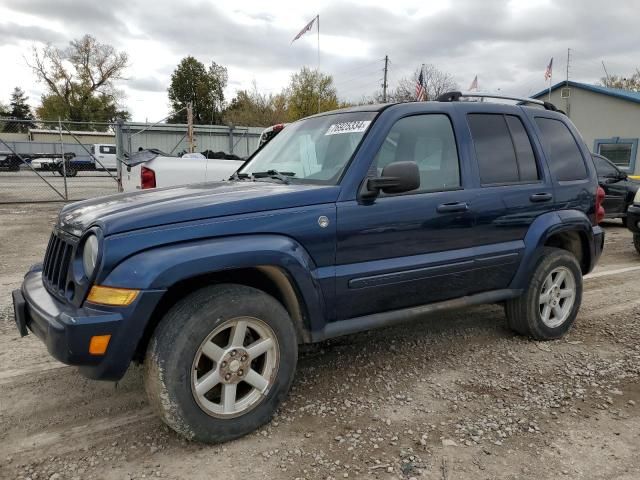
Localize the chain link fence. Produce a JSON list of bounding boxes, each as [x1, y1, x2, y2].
[[0, 118, 263, 204], [0, 118, 119, 203]]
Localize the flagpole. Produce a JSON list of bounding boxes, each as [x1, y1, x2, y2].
[[548, 71, 552, 102], [316, 14, 320, 72]]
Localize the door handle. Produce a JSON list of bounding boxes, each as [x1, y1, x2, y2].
[[529, 192, 553, 203], [436, 202, 469, 213]]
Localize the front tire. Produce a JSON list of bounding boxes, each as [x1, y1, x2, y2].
[[505, 247, 582, 340], [144, 284, 298, 443]]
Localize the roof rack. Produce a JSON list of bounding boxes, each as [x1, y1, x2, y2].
[[436, 91, 559, 112]]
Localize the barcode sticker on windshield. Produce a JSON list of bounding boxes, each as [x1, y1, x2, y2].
[[325, 121, 371, 136]]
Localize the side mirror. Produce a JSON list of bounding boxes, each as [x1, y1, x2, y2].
[[363, 161, 420, 198]]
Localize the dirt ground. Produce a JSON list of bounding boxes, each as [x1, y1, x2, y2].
[[1, 203, 640, 480]]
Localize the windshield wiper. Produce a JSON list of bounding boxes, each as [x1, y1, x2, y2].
[[251, 170, 295, 184]]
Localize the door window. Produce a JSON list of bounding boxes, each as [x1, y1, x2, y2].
[[468, 114, 540, 185], [99, 145, 116, 154], [592, 155, 619, 177], [373, 114, 460, 192]]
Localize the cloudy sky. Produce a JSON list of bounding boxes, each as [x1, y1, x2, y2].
[[0, 0, 637, 121]]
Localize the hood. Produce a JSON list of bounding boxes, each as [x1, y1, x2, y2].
[[59, 181, 340, 236]]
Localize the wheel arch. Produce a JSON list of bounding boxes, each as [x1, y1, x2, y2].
[[133, 266, 312, 362], [509, 210, 596, 289]]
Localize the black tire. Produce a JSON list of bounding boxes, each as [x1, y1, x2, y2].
[[144, 284, 298, 443], [634, 234, 640, 255], [505, 247, 583, 340]]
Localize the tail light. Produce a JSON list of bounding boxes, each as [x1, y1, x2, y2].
[[595, 186, 605, 224], [141, 166, 156, 189]]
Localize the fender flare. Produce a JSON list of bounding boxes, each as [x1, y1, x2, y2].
[[102, 234, 327, 334], [509, 210, 596, 289]]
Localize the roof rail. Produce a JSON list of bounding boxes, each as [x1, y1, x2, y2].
[[437, 91, 559, 111]]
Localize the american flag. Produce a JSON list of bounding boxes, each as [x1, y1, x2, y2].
[[544, 57, 553, 81], [292, 16, 317, 43], [469, 75, 478, 91], [415, 70, 425, 101]]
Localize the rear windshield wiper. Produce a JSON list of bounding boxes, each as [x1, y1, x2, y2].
[[251, 170, 295, 184]]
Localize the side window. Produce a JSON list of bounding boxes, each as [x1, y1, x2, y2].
[[468, 114, 540, 185], [593, 155, 618, 177], [373, 114, 460, 193], [534, 117, 587, 181], [100, 145, 116, 154], [505, 116, 539, 182]]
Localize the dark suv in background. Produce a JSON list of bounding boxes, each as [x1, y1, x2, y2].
[[592, 153, 639, 223], [13, 92, 605, 443]]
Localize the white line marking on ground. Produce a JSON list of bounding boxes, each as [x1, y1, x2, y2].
[[584, 265, 640, 280]]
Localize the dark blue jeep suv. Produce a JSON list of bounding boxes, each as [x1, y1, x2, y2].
[[13, 92, 605, 443]]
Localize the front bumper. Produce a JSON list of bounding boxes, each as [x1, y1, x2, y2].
[[13, 266, 164, 381], [626, 204, 640, 234]]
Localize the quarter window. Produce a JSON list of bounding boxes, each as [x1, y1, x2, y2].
[[373, 114, 460, 193], [534, 117, 587, 181], [99, 145, 116, 154], [468, 114, 539, 185]]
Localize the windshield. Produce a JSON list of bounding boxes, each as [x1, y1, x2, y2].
[[239, 112, 376, 184]]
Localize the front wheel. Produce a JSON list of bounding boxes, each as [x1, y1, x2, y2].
[[144, 284, 298, 443], [505, 247, 583, 340]]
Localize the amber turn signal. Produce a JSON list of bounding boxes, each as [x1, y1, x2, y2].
[[89, 334, 111, 355], [86, 286, 139, 306]]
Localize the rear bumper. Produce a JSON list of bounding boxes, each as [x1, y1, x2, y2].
[[591, 225, 605, 271], [626, 204, 640, 233], [13, 266, 164, 381]]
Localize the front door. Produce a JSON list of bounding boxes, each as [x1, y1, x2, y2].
[[335, 113, 477, 320], [593, 154, 627, 217]]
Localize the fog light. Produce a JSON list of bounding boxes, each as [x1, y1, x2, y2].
[[89, 334, 111, 355], [87, 286, 139, 306]]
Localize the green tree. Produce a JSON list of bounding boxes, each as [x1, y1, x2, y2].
[[224, 83, 288, 127], [600, 69, 640, 92], [3, 87, 36, 132], [167, 56, 228, 124], [28, 34, 129, 129], [286, 67, 339, 121]]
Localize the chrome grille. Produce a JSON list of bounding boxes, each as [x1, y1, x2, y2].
[[42, 230, 75, 295]]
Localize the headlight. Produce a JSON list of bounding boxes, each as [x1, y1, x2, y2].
[[82, 234, 99, 278], [634, 189, 640, 203]]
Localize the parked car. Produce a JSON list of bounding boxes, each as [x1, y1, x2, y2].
[[592, 153, 640, 224], [257, 123, 287, 149], [13, 92, 605, 444], [0, 152, 22, 171], [625, 190, 640, 254], [121, 151, 244, 191], [90, 144, 117, 170]]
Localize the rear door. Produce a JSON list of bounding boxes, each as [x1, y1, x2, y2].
[[463, 108, 556, 291]]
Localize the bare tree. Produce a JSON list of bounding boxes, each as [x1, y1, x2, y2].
[[389, 64, 458, 102], [27, 34, 129, 125], [600, 69, 640, 92]]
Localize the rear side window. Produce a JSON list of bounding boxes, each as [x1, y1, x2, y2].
[[534, 117, 587, 181], [468, 114, 539, 185]]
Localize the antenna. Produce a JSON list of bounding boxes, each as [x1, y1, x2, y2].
[[602, 61, 611, 86]]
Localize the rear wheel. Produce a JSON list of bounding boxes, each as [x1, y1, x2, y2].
[[144, 284, 298, 443], [505, 247, 582, 340]]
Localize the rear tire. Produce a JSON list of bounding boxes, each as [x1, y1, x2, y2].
[[144, 284, 297, 443], [505, 247, 582, 340], [634, 233, 640, 255]]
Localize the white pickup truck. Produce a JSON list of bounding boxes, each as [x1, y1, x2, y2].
[[121, 152, 245, 191]]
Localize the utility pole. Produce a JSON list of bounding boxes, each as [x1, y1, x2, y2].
[[565, 48, 571, 117], [382, 55, 389, 103], [602, 61, 611, 86], [187, 101, 195, 153]]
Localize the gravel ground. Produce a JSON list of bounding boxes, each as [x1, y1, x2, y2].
[[1, 203, 640, 480], [0, 171, 118, 203]]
